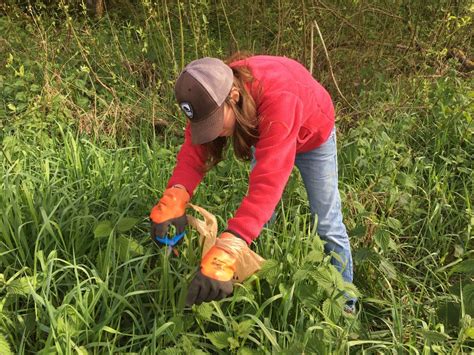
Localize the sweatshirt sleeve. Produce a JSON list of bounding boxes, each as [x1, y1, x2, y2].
[[166, 123, 208, 196], [226, 93, 303, 244]]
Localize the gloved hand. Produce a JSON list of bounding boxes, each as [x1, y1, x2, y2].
[[185, 232, 264, 306], [150, 186, 190, 246]]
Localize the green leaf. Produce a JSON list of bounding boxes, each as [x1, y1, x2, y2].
[[462, 284, 474, 314], [451, 259, 474, 274], [116, 236, 145, 262], [207, 331, 231, 349], [295, 284, 323, 307], [116, 217, 139, 233], [374, 230, 390, 252], [379, 259, 397, 280], [421, 329, 449, 343], [305, 249, 324, 263], [94, 221, 113, 238], [196, 303, 213, 321], [256, 259, 279, 283], [386, 217, 402, 230], [233, 319, 254, 338], [293, 269, 310, 283], [311, 235, 325, 252], [466, 327, 474, 339], [237, 347, 261, 355], [8, 274, 42, 296], [0, 333, 13, 355], [322, 298, 342, 322], [349, 224, 366, 238], [311, 265, 342, 292], [343, 282, 361, 299], [228, 336, 240, 350]]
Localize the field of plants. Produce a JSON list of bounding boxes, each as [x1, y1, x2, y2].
[[1, 1, 473, 353]]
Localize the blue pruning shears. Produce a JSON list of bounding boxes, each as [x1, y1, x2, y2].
[[153, 231, 186, 256]]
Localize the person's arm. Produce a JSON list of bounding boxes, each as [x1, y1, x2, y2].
[[167, 123, 208, 196], [150, 123, 208, 243], [226, 93, 303, 244]]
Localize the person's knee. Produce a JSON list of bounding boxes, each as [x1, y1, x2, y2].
[[318, 226, 350, 250]]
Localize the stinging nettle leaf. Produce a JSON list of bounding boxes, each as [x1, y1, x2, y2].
[[233, 319, 254, 338], [293, 269, 310, 283], [305, 250, 324, 263], [451, 259, 474, 275], [0, 333, 13, 355], [322, 298, 342, 322], [196, 303, 213, 321], [207, 331, 231, 349], [116, 235, 145, 262], [7, 274, 43, 296], [257, 259, 279, 282], [94, 221, 113, 238], [116, 217, 139, 233]]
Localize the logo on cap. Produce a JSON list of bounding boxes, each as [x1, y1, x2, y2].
[[180, 102, 194, 119]]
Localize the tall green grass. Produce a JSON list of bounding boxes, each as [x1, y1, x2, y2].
[[1, 74, 472, 353], [1, 1, 473, 353]]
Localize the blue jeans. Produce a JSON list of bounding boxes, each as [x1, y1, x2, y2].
[[294, 128, 353, 286], [252, 128, 354, 297]]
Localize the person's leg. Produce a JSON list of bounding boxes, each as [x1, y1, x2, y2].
[[295, 128, 355, 309]]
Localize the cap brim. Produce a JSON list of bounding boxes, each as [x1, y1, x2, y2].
[[189, 104, 225, 145]]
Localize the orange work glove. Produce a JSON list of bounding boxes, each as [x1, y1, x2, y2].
[[150, 186, 190, 245], [185, 232, 264, 306]]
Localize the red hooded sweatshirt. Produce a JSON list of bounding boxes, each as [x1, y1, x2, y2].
[[167, 55, 335, 244]]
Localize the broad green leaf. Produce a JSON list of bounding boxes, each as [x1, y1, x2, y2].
[[349, 224, 366, 238], [386, 217, 402, 230], [305, 249, 324, 263], [293, 269, 310, 283], [374, 229, 390, 251], [322, 298, 342, 322], [233, 319, 254, 338], [238, 347, 261, 355], [0, 333, 13, 355], [295, 284, 323, 307], [311, 265, 342, 292], [8, 274, 42, 296], [196, 303, 213, 321], [116, 217, 139, 233], [311, 235, 325, 252], [451, 259, 474, 274], [181, 334, 207, 354], [343, 282, 361, 298], [207, 331, 231, 349], [421, 329, 449, 343], [116, 236, 145, 262], [256, 259, 279, 283], [462, 284, 474, 314], [228, 336, 240, 350], [161, 348, 182, 355], [94, 221, 113, 238], [466, 327, 474, 339], [379, 259, 397, 280]]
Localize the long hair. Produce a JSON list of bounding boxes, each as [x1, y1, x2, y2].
[[202, 52, 259, 171]]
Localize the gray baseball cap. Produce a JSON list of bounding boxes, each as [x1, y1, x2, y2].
[[175, 57, 234, 144]]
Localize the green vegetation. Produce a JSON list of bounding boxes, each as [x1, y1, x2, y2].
[[1, 1, 473, 353]]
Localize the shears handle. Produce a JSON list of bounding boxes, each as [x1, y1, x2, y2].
[[153, 231, 186, 247]]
